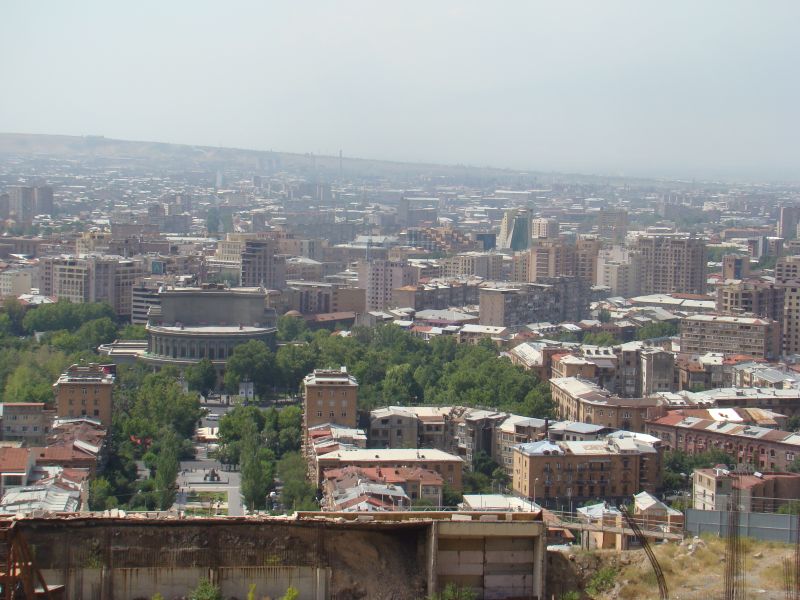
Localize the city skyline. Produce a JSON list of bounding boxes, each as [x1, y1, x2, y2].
[[1, 1, 799, 183]]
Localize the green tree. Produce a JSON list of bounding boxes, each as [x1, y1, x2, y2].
[[277, 452, 317, 512], [382, 363, 422, 405], [206, 207, 220, 235], [224, 340, 277, 398], [154, 432, 180, 510], [277, 314, 309, 342], [190, 579, 223, 600], [88, 477, 118, 510], [598, 309, 611, 323], [240, 420, 274, 511], [635, 321, 678, 340], [3, 297, 26, 335], [582, 332, 619, 346], [275, 343, 315, 392], [280, 587, 300, 600], [118, 324, 147, 339], [186, 358, 217, 396]]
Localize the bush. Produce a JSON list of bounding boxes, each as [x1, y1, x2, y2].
[[189, 578, 222, 600], [585, 566, 616, 598], [428, 583, 476, 600]]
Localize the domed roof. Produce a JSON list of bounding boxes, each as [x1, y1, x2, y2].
[[284, 310, 302, 317]]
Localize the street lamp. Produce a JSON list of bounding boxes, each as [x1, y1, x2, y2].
[[533, 477, 539, 506]]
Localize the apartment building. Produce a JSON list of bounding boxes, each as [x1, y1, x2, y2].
[[680, 314, 781, 360], [391, 280, 481, 311], [692, 468, 800, 513], [0, 269, 32, 298], [439, 252, 503, 280], [0, 403, 53, 446], [53, 364, 115, 427], [716, 280, 784, 321], [596, 209, 629, 243], [358, 259, 419, 311], [512, 435, 662, 504], [39, 255, 144, 319], [647, 412, 800, 472], [532, 218, 559, 239], [303, 367, 359, 431], [478, 277, 588, 327], [287, 281, 365, 315], [595, 246, 641, 298], [314, 448, 464, 489], [240, 238, 287, 289], [550, 377, 663, 432], [782, 280, 800, 356], [776, 256, 800, 284], [631, 232, 706, 295]]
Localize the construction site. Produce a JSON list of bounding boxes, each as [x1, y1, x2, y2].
[[0, 511, 547, 600]]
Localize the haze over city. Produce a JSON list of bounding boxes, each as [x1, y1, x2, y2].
[[2, 0, 799, 181], [4, 3, 800, 600]]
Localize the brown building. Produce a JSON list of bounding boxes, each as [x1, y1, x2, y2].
[[0, 402, 53, 446], [716, 280, 784, 321], [646, 411, 800, 472], [53, 364, 115, 427], [314, 447, 464, 489], [679, 314, 781, 360], [632, 232, 707, 295], [550, 377, 662, 432], [358, 259, 419, 311], [240, 238, 287, 290], [302, 367, 359, 431], [692, 468, 800, 513], [479, 278, 588, 327], [512, 436, 662, 504]]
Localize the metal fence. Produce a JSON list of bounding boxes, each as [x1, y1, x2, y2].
[[685, 508, 799, 543]]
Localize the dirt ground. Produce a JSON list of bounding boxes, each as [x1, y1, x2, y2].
[[549, 535, 795, 600]]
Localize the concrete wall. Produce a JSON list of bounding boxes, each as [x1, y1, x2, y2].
[[41, 566, 328, 600], [21, 516, 545, 600], [685, 508, 799, 543]]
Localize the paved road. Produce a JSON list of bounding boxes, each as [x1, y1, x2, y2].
[[175, 443, 244, 516]]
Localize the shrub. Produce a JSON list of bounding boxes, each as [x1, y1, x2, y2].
[[585, 566, 616, 598]]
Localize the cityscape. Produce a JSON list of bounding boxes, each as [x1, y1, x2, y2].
[[1, 2, 799, 599]]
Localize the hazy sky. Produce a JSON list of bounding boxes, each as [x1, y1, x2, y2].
[[1, 1, 798, 181]]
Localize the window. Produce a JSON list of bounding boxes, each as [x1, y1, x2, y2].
[[329, 411, 334, 417], [316, 411, 322, 417]]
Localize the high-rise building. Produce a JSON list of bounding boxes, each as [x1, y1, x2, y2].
[[303, 367, 359, 432], [782, 280, 800, 356], [775, 256, 800, 284], [716, 280, 784, 321], [721, 254, 751, 280], [778, 206, 800, 240], [596, 209, 629, 243], [7, 185, 53, 224], [531, 218, 559, 239], [575, 236, 602, 285], [596, 247, 641, 298], [39, 255, 144, 318], [358, 259, 419, 311], [498, 208, 532, 251], [240, 239, 287, 289], [631, 232, 707, 295], [8, 186, 34, 225], [527, 239, 575, 281]]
